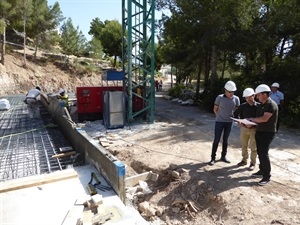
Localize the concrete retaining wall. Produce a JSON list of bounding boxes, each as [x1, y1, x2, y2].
[[41, 94, 126, 202]]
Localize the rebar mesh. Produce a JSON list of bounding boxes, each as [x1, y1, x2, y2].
[[0, 95, 77, 181]]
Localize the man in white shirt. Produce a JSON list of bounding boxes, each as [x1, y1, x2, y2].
[[269, 82, 284, 131], [25, 86, 41, 118], [270, 82, 284, 108]]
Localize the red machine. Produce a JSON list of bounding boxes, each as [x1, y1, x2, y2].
[[76, 86, 122, 121]]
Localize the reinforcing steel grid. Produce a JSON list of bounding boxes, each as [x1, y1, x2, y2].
[[0, 95, 74, 181]]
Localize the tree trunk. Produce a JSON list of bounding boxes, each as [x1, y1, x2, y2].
[[210, 45, 217, 92], [279, 37, 287, 58], [34, 36, 39, 62], [23, 18, 27, 67], [195, 59, 203, 101], [113, 55, 117, 68], [221, 52, 227, 80], [1, 28, 5, 65], [204, 52, 210, 90], [170, 65, 173, 88], [175, 68, 178, 84]]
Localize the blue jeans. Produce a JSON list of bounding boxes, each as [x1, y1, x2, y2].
[[211, 121, 233, 160]]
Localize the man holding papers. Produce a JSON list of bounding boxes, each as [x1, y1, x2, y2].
[[233, 88, 260, 171], [249, 84, 278, 186]]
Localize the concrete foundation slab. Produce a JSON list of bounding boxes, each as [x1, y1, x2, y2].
[[0, 165, 149, 225]]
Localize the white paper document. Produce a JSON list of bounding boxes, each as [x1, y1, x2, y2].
[[230, 117, 257, 126]]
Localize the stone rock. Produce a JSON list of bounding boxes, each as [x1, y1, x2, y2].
[[169, 163, 177, 170], [145, 206, 156, 217], [155, 207, 164, 217], [171, 170, 180, 179], [172, 207, 180, 213], [138, 201, 150, 213]]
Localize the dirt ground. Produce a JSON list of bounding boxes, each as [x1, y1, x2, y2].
[[1, 53, 300, 225], [106, 88, 300, 225]]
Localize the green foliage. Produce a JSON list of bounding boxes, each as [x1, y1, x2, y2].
[[283, 96, 300, 129], [87, 37, 103, 59], [99, 20, 122, 63], [71, 58, 99, 75], [156, 0, 300, 128], [155, 71, 163, 78], [60, 18, 87, 57], [88, 18, 104, 39], [27, 0, 63, 51], [168, 83, 186, 98]]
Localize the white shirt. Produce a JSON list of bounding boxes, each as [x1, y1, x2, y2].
[[27, 89, 41, 98], [270, 90, 284, 105]]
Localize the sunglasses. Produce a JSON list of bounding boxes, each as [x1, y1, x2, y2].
[[226, 90, 234, 93]]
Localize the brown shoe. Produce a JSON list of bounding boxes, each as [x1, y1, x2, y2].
[[237, 161, 247, 166], [248, 163, 255, 171]]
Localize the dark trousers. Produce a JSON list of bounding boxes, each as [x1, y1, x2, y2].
[[211, 121, 233, 160], [276, 107, 282, 132], [255, 131, 275, 179]]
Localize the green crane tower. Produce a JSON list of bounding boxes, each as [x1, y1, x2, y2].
[[122, 0, 155, 123]]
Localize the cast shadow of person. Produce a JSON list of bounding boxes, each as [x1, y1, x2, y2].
[[153, 161, 257, 223]]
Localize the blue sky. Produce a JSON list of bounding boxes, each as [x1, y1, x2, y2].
[[47, 0, 163, 41], [48, 0, 122, 41]]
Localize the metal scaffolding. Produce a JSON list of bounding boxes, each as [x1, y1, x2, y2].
[[122, 0, 155, 123]]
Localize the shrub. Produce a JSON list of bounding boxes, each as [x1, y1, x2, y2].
[[168, 83, 185, 98], [282, 96, 300, 129]]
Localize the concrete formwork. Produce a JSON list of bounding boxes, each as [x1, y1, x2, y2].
[[43, 94, 126, 203]]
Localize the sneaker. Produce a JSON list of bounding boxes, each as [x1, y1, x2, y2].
[[252, 171, 263, 177], [237, 161, 247, 167], [258, 178, 270, 186], [208, 160, 215, 166], [248, 163, 255, 171], [220, 157, 231, 163]]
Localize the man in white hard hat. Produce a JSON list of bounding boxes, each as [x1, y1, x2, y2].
[[25, 86, 41, 118], [233, 88, 259, 171], [270, 82, 284, 132], [208, 81, 240, 166], [248, 84, 278, 186]]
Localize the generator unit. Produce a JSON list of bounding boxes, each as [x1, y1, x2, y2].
[[76, 86, 122, 121]]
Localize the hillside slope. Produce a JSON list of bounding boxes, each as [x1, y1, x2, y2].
[[0, 52, 103, 96]]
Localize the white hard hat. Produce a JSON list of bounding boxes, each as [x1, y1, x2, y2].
[[243, 88, 255, 97], [271, 82, 279, 88], [255, 84, 271, 94], [224, 81, 237, 92], [59, 88, 65, 94]]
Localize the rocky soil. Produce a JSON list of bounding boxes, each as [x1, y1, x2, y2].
[[0, 52, 102, 96]]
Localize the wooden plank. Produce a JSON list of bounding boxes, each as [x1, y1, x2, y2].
[[91, 194, 103, 206], [0, 169, 78, 193], [125, 171, 159, 187], [99, 138, 113, 147], [125, 171, 150, 187], [52, 151, 76, 158]]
